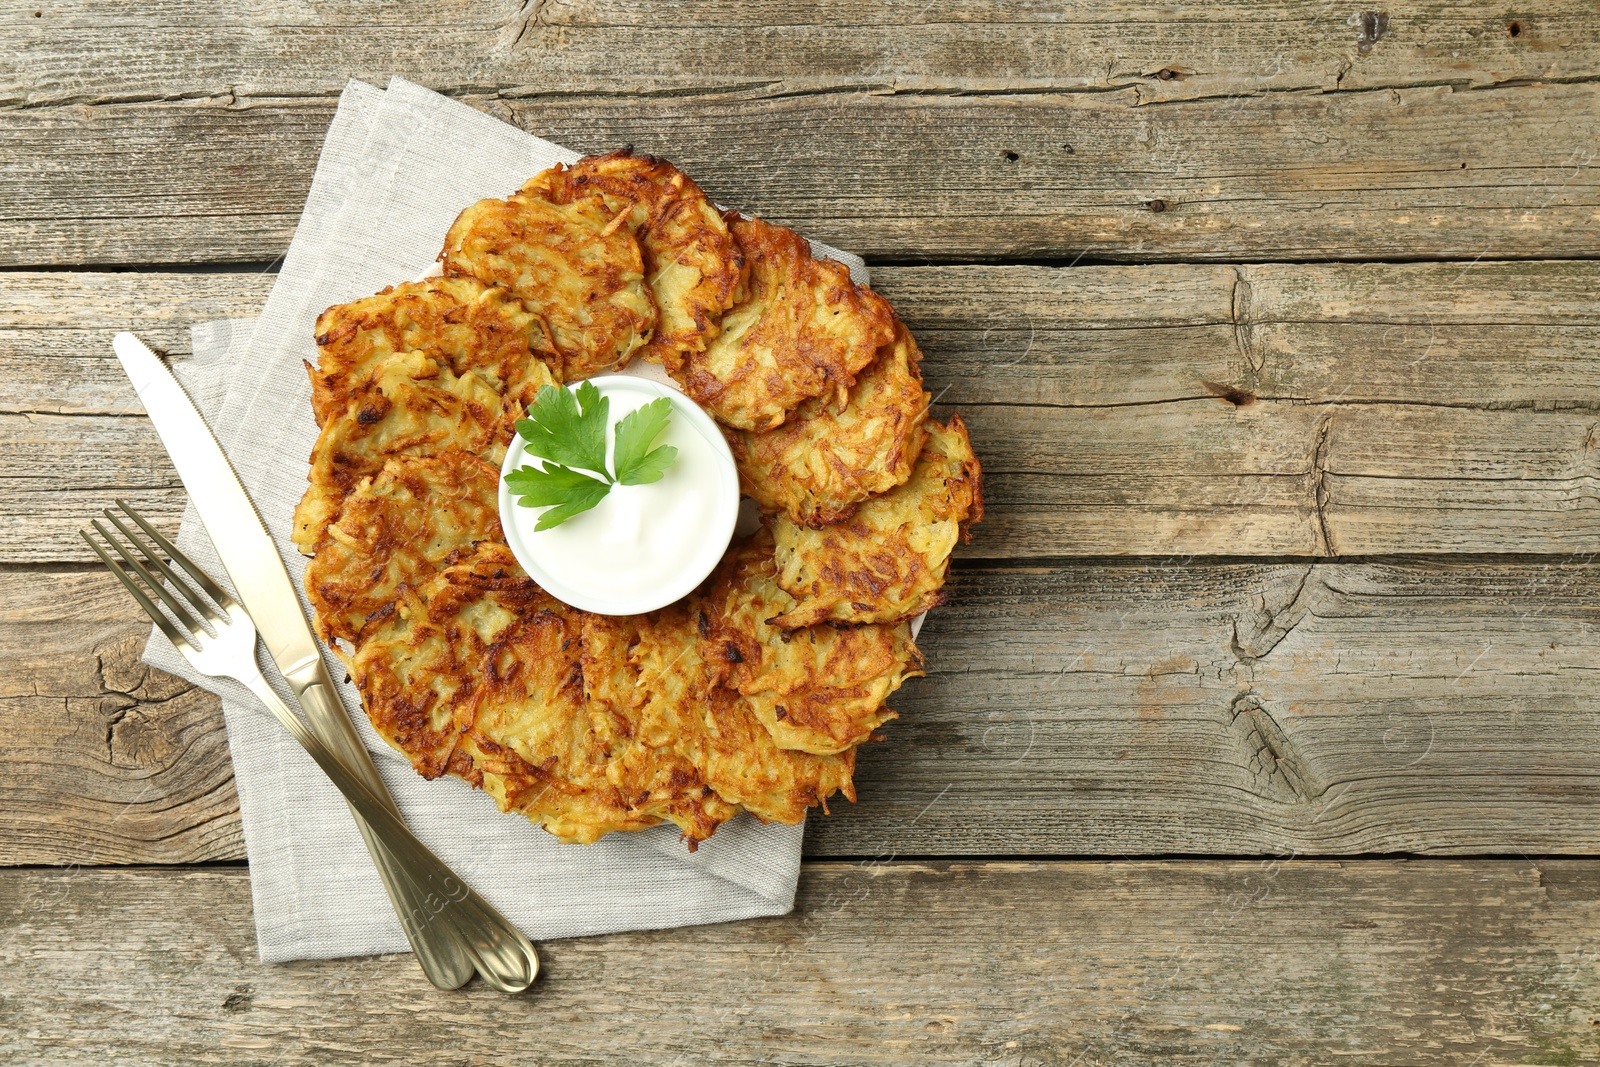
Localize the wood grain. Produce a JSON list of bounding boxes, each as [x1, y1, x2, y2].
[[4, 79, 1597, 265], [9, 0, 1598, 105], [6, 3, 1597, 1060], [9, 559, 1600, 865], [3, 861, 1599, 1066], [0, 569, 241, 865], [6, 264, 1599, 562]]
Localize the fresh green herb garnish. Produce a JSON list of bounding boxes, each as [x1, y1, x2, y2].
[[503, 463, 612, 531], [612, 394, 678, 486], [512, 379, 611, 476], [506, 381, 679, 530]]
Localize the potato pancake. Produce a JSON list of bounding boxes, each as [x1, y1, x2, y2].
[[705, 533, 923, 756], [291, 350, 548, 552], [529, 151, 745, 371], [303, 451, 504, 645], [347, 544, 526, 782], [629, 603, 857, 823], [673, 214, 894, 431], [309, 276, 559, 428], [727, 318, 930, 527], [296, 150, 981, 849], [770, 414, 983, 628], [441, 187, 656, 379], [580, 612, 739, 846], [351, 544, 666, 844]]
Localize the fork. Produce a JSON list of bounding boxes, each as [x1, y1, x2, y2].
[[82, 502, 540, 992]]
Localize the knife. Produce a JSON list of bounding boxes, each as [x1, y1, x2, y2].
[[112, 331, 538, 992]]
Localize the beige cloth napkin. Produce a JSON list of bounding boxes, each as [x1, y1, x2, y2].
[[142, 77, 869, 963]]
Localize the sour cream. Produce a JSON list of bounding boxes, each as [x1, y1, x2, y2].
[[498, 373, 740, 615]]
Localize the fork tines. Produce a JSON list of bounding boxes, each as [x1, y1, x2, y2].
[[80, 499, 234, 651]]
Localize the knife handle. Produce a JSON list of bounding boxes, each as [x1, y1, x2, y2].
[[297, 682, 539, 993], [250, 670, 538, 990], [294, 679, 475, 989]]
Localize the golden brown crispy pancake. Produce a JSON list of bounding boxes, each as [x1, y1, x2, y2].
[[309, 276, 559, 428], [529, 151, 745, 371], [291, 350, 548, 553], [580, 613, 738, 846], [705, 533, 923, 756], [298, 150, 978, 848], [628, 603, 856, 823], [673, 214, 894, 432], [304, 451, 504, 645], [346, 545, 522, 782], [441, 187, 656, 379], [351, 544, 666, 844], [770, 414, 983, 627], [727, 318, 930, 527]]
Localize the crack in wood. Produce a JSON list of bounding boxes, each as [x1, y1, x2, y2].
[[12, 70, 1600, 115], [91, 630, 202, 766], [1230, 265, 1263, 378], [1311, 414, 1337, 556], [500, 0, 549, 52], [1229, 692, 1320, 804], [1230, 565, 1319, 663], [102, 700, 134, 755]]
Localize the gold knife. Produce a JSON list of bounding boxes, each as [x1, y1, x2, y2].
[[112, 331, 538, 992]]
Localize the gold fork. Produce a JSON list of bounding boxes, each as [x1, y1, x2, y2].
[[83, 500, 539, 992]]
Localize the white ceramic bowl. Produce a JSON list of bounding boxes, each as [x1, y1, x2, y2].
[[498, 374, 740, 615]]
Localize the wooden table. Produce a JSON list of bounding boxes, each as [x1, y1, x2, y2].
[[4, 4, 1600, 1063]]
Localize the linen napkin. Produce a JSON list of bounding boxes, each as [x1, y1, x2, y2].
[[142, 77, 869, 963]]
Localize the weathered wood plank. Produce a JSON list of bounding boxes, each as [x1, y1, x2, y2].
[[7, 264, 1599, 562], [19, 400, 1600, 560], [0, 270, 266, 416], [0, 569, 241, 865], [3, 861, 1598, 1065], [4, 79, 1597, 265], [8, 561, 1600, 865], [8, 1, 1597, 104], [19, 260, 1600, 416]]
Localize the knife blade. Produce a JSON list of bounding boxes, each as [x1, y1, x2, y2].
[[112, 333, 325, 683], [111, 331, 503, 990]]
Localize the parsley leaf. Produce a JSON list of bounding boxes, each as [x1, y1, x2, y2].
[[505, 384, 682, 530], [512, 381, 610, 476], [613, 396, 679, 486], [504, 463, 612, 531]]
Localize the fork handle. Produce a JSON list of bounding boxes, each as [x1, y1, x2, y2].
[[251, 678, 539, 991], [299, 679, 538, 991], [242, 673, 538, 993], [286, 678, 476, 989]]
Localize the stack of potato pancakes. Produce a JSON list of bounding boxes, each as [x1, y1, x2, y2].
[[291, 151, 982, 848]]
